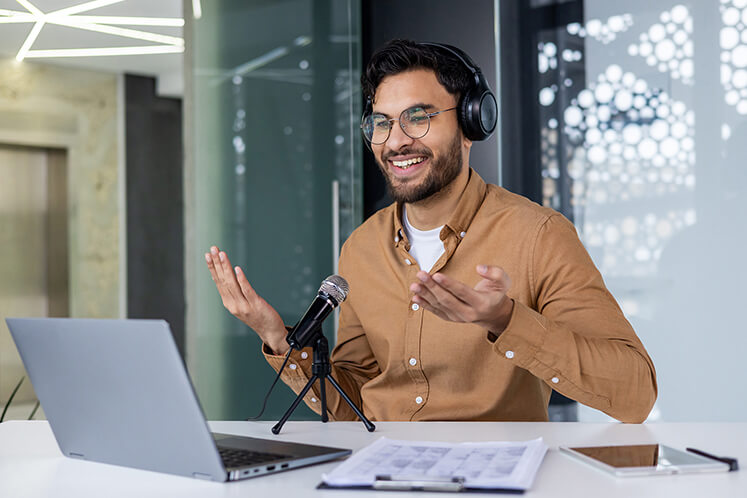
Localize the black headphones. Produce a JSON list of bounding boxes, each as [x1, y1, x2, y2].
[[363, 42, 498, 142]]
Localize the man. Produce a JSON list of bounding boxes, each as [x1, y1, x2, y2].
[[206, 39, 657, 423]]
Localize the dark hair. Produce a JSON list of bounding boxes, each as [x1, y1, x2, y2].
[[361, 39, 474, 106]]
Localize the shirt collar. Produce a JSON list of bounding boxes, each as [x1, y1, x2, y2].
[[391, 168, 488, 246], [443, 168, 488, 237]]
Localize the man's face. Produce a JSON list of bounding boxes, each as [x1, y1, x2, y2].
[[371, 69, 471, 204]]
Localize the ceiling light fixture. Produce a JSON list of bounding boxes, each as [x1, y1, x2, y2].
[[24, 45, 185, 58], [2, 0, 184, 61], [50, 16, 185, 26]]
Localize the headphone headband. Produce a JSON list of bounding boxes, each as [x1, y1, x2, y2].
[[417, 42, 481, 83], [417, 42, 497, 141]]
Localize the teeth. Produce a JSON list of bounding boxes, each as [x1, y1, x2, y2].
[[392, 157, 426, 169]]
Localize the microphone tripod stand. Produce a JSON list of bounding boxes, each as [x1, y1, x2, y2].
[[272, 334, 376, 434]]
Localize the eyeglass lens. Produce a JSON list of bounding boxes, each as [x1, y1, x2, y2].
[[365, 107, 431, 144]]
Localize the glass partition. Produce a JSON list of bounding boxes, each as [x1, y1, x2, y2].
[[186, 0, 362, 419], [534, 1, 746, 421]]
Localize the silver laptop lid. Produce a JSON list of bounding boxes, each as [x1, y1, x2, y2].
[[6, 318, 226, 481]]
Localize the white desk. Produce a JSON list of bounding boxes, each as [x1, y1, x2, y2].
[[1, 420, 745, 497]]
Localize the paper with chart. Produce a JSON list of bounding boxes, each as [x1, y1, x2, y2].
[[322, 437, 548, 490]]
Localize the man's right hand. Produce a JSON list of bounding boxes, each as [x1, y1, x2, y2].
[[205, 246, 289, 355]]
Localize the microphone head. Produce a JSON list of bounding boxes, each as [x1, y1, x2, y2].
[[320, 275, 349, 304]]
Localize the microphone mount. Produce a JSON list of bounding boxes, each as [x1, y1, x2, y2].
[[272, 331, 375, 434], [272, 279, 375, 434]]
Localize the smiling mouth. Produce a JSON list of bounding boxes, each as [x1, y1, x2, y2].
[[390, 156, 427, 170]]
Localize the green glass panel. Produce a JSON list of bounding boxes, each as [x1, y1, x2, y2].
[[187, 0, 362, 420]]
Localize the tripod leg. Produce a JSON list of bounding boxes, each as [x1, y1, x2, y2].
[[319, 374, 329, 423], [272, 374, 318, 435], [326, 374, 376, 432]]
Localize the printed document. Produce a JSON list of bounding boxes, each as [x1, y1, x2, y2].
[[322, 437, 547, 490]]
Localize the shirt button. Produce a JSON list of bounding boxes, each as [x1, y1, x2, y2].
[[415, 396, 423, 404], [460, 231, 466, 238], [551, 377, 559, 384], [411, 303, 420, 311], [405, 259, 412, 265], [505, 350, 515, 359], [310, 397, 317, 403], [289, 364, 297, 370], [409, 358, 417, 366], [300, 352, 309, 360]]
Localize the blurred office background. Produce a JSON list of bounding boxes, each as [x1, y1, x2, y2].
[[0, 0, 744, 423]]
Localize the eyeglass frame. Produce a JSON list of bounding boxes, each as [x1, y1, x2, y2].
[[360, 105, 458, 145]]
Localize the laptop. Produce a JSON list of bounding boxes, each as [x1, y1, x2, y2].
[[6, 317, 351, 482]]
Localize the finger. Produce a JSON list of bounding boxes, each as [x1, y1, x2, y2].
[[476, 265, 511, 289], [207, 248, 239, 310], [208, 246, 229, 285], [414, 273, 472, 320], [218, 251, 245, 301], [205, 252, 219, 281], [209, 248, 243, 308], [420, 272, 472, 310], [412, 294, 455, 322], [209, 246, 226, 281], [431, 272, 481, 305], [219, 250, 234, 274], [409, 279, 440, 308], [411, 286, 458, 320], [235, 266, 259, 301]]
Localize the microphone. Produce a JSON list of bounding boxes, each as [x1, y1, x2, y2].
[[286, 275, 349, 350]]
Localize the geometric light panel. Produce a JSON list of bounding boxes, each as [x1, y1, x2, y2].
[[628, 5, 693, 85], [721, 0, 747, 114], [0, 0, 184, 61]]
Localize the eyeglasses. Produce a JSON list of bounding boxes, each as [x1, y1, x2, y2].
[[361, 106, 457, 145]]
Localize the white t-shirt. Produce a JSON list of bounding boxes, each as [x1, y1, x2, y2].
[[402, 207, 446, 272]]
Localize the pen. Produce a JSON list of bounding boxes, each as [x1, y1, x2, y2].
[[686, 447, 739, 471]]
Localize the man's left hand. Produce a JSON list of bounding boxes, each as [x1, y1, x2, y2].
[[410, 265, 515, 335]]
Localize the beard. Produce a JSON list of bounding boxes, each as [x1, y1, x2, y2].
[[376, 131, 463, 204]]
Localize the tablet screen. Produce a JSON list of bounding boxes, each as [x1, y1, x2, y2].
[[565, 444, 725, 470], [571, 444, 661, 468]]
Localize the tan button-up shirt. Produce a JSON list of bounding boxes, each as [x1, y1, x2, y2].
[[264, 169, 657, 423]]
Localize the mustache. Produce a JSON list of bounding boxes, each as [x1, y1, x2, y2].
[[382, 147, 433, 162]]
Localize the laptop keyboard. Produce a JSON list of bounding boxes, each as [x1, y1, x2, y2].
[[218, 446, 291, 469]]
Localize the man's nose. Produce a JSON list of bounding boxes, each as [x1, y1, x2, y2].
[[386, 120, 415, 151]]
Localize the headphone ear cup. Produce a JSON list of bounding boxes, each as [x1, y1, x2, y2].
[[457, 89, 471, 140], [459, 87, 485, 141], [478, 90, 498, 138], [460, 88, 497, 141]]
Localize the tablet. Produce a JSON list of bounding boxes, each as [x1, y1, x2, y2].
[[559, 444, 730, 477]]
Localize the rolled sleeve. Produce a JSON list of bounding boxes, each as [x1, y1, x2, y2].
[[261, 344, 322, 413]]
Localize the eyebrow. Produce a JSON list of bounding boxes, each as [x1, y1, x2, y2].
[[373, 102, 436, 118]]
